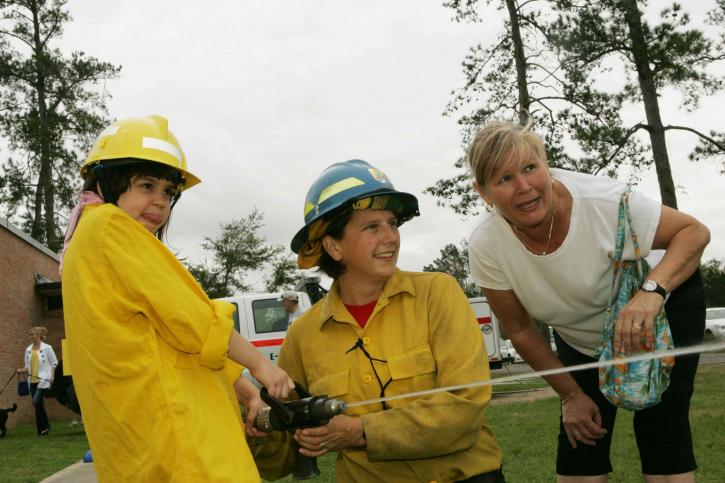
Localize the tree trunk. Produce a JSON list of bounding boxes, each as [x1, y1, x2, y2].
[[506, 0, 531, 125], [31, 0, 57, 248], [31, 165, 44, 240], [621, 0, 678, 208]]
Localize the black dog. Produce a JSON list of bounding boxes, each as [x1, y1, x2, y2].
[[0, 403, 18, 437]]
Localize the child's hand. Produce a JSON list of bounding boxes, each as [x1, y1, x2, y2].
[[233, 376, 268, 438], [243, 395, 270, 438], [252, 363, 294, 399]]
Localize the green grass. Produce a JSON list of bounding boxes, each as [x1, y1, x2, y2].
[[0, 421, 89, 482], [492, 380, 550, 392], [271, 364, 725, 482], [3, 365, 723, 482]]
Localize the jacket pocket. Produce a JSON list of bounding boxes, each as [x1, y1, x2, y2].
[[309, 370, 349, 398], [387, 344, 436, 380]]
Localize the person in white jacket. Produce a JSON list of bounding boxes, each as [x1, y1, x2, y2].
[[18, 326, 58, 435]]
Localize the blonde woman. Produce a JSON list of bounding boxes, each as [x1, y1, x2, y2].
[[18, 326, 58, 435], [466, 120, 709, 481]]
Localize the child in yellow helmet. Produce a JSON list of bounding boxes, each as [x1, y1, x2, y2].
[[61, 115, 292, 483]]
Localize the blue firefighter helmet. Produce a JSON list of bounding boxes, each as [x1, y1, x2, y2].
[[290, 159, 419, 253]]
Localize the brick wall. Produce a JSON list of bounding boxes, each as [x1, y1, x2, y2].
[[0, 218, 76, 429]]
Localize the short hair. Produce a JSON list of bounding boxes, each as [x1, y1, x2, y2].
[[317, 209, 354, 280], [466, 120, 547, 187], [82, 159, 182, 241]]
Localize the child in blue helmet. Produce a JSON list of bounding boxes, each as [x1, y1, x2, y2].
[[252, 159, 504, 482]]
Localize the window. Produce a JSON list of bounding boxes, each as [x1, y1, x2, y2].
[[706, 309, 725, 320], [251, 298, 287, 334], [229, 302, 241, 333], [44, 294, 63, 318]]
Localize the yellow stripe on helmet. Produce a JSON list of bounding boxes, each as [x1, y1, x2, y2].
[[318, 177, 365, 204]]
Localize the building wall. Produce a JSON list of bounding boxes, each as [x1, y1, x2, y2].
[[0, 218, 75, 429]]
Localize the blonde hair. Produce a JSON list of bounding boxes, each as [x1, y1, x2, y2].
[[466, 120, 547, 187], [30, 326, 48, 341]]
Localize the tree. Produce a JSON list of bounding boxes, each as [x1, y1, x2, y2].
[[263, 254, 303, 293], [427, 0, 646, 216], [186, 209, 282, 298], [185, 262, 228, 300], [701, 258, 725, 307], [690, 0, 725, 175], [0, 0, 120, 250], [423, 240, 479, 297], [550, 0, 725, 208]]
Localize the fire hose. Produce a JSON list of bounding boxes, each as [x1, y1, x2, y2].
[[252, 340, 725, 478]]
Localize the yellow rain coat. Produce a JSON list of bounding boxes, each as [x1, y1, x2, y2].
[[62, 204, 259, 483]]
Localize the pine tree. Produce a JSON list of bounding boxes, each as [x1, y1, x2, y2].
[[0, 0, 120, 249], [550, 0, 725, 208], [427, 0, 645, 216]]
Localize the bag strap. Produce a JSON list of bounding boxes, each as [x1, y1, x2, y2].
[[607, 191, 647, 306], [612, 193, 628, 263], [621, 191, 647, 279]]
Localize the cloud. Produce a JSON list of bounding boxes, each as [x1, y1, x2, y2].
[[58, 1, 725, 289]]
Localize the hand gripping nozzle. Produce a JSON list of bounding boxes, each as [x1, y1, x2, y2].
[[253, 383, 347, 433]]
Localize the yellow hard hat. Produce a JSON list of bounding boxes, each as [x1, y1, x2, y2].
[[81, 115, 201, 190]]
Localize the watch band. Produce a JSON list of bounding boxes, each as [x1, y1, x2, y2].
[[641, 280, 667, 298]]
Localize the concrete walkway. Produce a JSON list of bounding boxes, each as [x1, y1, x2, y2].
[[41, 461, 97, 483]]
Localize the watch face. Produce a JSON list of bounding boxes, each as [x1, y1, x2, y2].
[[642, 280, 656, 291]]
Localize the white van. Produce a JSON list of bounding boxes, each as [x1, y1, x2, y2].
[[500, 339, 523, 364], [217, 291, 312, 363], [468, 297, 504, 369], [220, 292, 503, 371]]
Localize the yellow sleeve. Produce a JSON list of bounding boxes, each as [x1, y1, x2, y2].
[[223, 359, 244, 388], [101, 210, 233, 370]]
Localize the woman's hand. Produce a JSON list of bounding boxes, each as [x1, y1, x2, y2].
[[250, 363, 294, 399], [16, 368, 27, 374], [561, 390, 608, 449], [615, 289, 664, 353], [294, 414, 366, 457]]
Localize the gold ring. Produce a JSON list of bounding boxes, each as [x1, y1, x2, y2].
[[319, 441, 327, 450], [633, 322, 642, 330]]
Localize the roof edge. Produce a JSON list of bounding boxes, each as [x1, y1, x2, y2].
[[0, 215, 60, 262]]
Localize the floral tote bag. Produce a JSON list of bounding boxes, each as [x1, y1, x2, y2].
[[596, 191, 675, 411]]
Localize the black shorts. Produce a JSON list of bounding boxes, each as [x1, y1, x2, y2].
[[554, 269, 705, 476]]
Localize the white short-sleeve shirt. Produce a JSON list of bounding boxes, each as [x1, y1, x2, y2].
[[467, 168, 661, 356]]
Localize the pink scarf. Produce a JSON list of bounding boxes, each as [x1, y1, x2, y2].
[[59, 191, 104, 275]]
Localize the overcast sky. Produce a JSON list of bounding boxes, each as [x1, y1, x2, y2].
[[56, 0, 724, 289]]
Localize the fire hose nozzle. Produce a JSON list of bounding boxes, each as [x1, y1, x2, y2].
[[252, 383, 347, 433]]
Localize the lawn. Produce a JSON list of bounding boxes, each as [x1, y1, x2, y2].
[[270, 364, 725, 482], [2, 365, 723, 482], [0, 421, 89, 482]]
